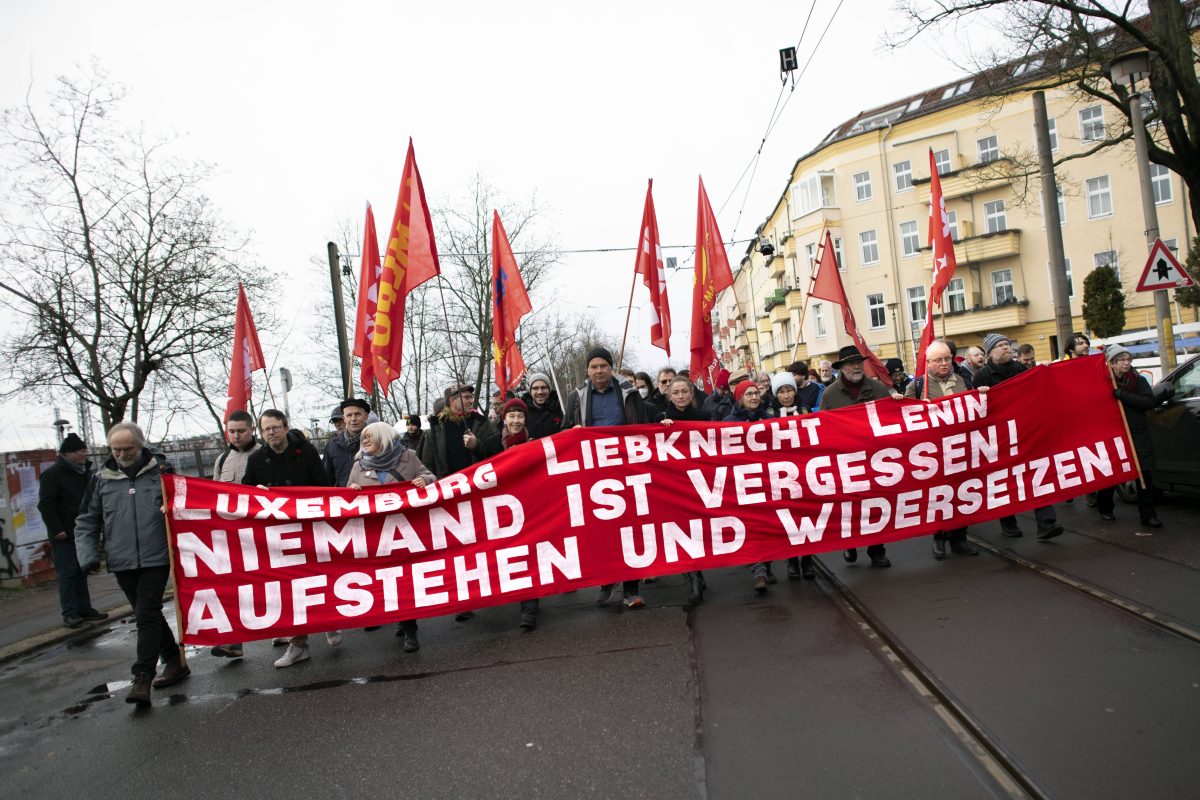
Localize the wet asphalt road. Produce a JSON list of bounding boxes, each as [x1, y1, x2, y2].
[[1, 495, 1198, 799]]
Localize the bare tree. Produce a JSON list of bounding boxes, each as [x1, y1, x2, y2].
[[434, 174, 560, 411], [889, 0, 1200, 231], [0, 69, 267, 432]]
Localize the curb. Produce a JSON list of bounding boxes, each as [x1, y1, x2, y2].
[[0, 592, 174, 666]]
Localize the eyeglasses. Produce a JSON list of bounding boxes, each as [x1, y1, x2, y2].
[[742, 390, 761, 398], [929, 357, 953, 364], [261, 425, 285, 434]]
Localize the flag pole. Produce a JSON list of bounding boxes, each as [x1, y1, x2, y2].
[[616, 270, 639, 372], [545, 352, 567, 404], [789, 226, 826, 364], [435, 275, 467, 387]]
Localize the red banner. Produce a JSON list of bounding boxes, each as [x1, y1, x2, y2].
[[168, 357, 1137, 645]]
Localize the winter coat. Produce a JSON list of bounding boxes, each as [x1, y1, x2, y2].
[[520, 390, 565, 440], [347, 449, 436, 487], [723, 406, 775, 423], [561, 378, 648, 429], [657, 403, 710, 422], [74, 450, 172, 573], [213, 442, 260, 483], [37, 457, 93, 541], [904, 371, 971, 400], [819, 375, 891, 410], [1113, 372, 1158, 469], [242, 430, 329, 488], [323, 429, 362, 487], [418, 410, 499, 479], [701, 389, 735, 422], [971, 359, 1026, 389]]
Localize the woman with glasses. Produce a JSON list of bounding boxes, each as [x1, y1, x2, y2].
[[723, 381, 778, 594], [1096, 345, 1162, 528]]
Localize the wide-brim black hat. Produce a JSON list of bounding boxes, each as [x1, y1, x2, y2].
[[832, 345, 866, 369]]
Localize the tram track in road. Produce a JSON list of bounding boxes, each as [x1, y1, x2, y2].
[[966, 535, 1200, 647], [810, 555, 1049, 800]]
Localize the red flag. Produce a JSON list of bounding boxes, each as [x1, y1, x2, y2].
[[353, 203, 382, 393], [371, 139, 441, 396], [492, 211, 532, 394], [690, 177, 734, 389], [225, 283, 267, 422], [916, 148, 961, 378], [808, 230, 893, 388], [634, 179, 671, 355]]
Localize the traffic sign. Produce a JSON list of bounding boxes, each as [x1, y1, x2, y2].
[[1135, 238, 1195, 292]]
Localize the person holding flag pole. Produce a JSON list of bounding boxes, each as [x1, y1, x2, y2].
[[914, 148, 961, 388], [618, 179, 672, 370]]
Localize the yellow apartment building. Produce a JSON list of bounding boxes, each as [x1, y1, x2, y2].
[[716, 42, 1195, 375]]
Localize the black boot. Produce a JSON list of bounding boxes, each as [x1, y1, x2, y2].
[[402, 630, 420, 653], [800, 555, 816, 579], [126, 673, 153, 706], [932, 538, 947, 560], [843, 548, 858, 563], [687, 572, 705, 605], [786, 557, 802, 579]]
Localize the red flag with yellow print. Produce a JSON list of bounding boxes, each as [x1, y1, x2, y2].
[[689, 177, 734, 390]]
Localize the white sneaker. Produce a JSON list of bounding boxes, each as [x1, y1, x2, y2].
[[325, 630, 343, 647], [274, 644, 310, 668], [272, 637, 289, 646]]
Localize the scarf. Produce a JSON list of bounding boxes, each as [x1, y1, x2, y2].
[[359, 438, 406, 475], [503, 429, 529, 450], [64, 457, 88, 475], [439, 405, 469, 424]]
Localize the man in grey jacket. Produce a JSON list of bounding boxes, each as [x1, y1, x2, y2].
[[75, 422, 188, 707]]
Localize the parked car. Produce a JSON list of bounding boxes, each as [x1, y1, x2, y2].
[[1118, 353, 1200, 502]]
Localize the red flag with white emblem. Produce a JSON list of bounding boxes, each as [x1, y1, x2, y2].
[[634, 179, 671, 355], [492, 211, 532, 393], [690, 177, 734, 389], [916, 148, 960, 378], [225, 283, 267, 422]]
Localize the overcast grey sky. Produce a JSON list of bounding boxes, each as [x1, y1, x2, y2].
[[0, 0, 973, 450]]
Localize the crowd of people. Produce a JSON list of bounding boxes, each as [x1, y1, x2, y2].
[[37, 330, 1168, 706]]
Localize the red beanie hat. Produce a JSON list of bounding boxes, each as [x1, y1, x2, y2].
[[716, 369, 731, 390], [733, 381, 754, 405], [500, 397, 528, 417]]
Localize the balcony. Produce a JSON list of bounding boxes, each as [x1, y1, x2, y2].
[[762, 287, 787, 313], [756, 315, 773, 337], [770, 302, 792, 325], [926, 229, 1020, 266], [939, 299, 1029, 337], [767, 255, 786, 279], [914, 158, 1013, 203], [785, 288, 806, 312]]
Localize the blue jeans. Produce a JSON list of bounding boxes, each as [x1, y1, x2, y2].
[[51, 537, 92, 619]]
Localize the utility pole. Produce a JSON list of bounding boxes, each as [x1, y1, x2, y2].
[[1033, 92, 1073, 357], [328, 242, 353, 397], [1112, 53, 1177, 374]]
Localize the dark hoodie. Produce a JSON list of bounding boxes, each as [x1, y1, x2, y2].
[[520, 389, 565, 440], [971, 359, 1026, 389], [243, 430, 329, 488]]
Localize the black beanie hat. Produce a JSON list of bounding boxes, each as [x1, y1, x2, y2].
[[586, 347, 614, 367], [59, 433, 87, 454]]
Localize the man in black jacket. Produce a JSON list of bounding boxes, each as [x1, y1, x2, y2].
[[323, 397, 371, 488], [520, 373, 564, 440], [242, 410, 334, 666], [971, 333, 1063, 540], [37, 434, 108, 628]]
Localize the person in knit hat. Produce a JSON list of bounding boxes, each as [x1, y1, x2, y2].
[[724, 378, 778, 593], [520, 372, 564, 439], [562, 344, 648, 609], [1096, 344, 1162, 527], [972, 332, 1064, 540], [820, 345, 895, 568], [768, 372, 818, 580], [702, 368, 736, 420], [38, 433, 107, 629]]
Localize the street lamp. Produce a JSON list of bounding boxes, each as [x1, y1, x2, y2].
[[1110, 51, 1177, 373]]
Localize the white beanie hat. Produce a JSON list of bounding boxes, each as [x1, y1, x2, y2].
[[770, 373, 798, 394]]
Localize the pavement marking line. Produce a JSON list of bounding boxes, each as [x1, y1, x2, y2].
[[813, 557, 1044, 800], [683, 606, 709, 800], [968, 536, 1200, 646]]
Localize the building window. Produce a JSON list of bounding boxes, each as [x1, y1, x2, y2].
[[1046, 117, 1058, 151], [813, 302, 827, 338], [907, 286, 927, 323], [946, 277, 967, 312], [991, 269, 1015, 304], [859, 230, 879, 265], [1040, 184, 1066, 226], [977, 135, 999, 164], [1064, 258, 1074, 299], [933, 149, 951, 175], [854, 171, 872, 202], [1080, 105, 1105, 142], [866, 293, 886, 330], [1086, 175, 1112, 218], [805, 242, 815, 268], [1094, 250, 1119, 281], [834, 237, 845, 271], [894, 160, 913, 192], [899, 221, 920, 256], [1151, 164, 1173, 204], [983, 200, 1007, 233], [944, 209, 960, 241], [791, 173, 837, 217]]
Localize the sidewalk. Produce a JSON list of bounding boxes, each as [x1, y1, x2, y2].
[[0, 572, 136, 663]]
